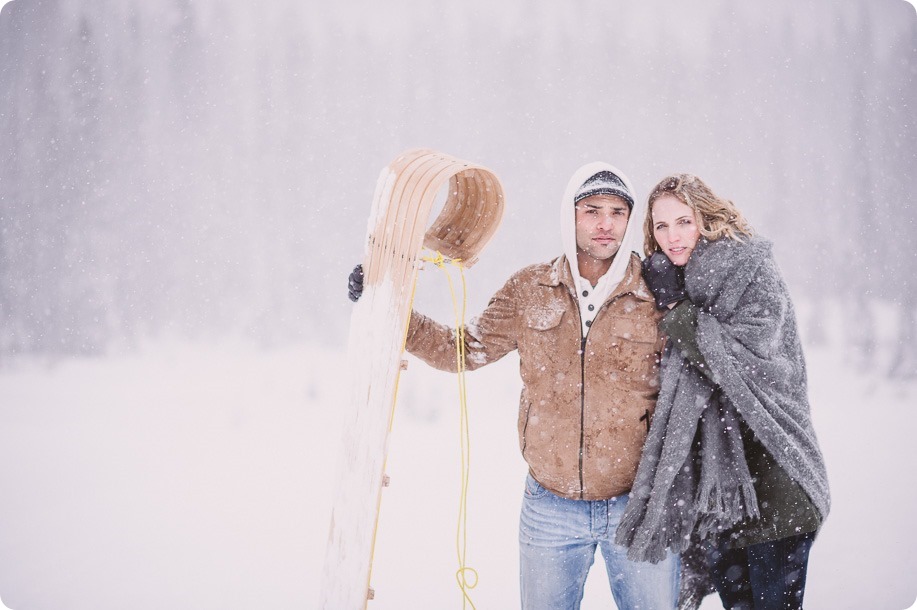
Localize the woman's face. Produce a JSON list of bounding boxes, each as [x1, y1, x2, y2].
[[651, 194, 701, 267]]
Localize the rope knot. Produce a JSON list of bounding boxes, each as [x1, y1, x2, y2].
[[420, 250, 462, 270]]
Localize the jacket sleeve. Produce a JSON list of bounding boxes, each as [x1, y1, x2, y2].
[[404, 273, 520, 372], [659, 300, 713, 380]]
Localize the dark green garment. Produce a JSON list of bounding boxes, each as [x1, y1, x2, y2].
[[725, 421, 822, 548], [660, 301, 822, 548]]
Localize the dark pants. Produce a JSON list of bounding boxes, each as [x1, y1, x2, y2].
[[707, 532, 815, 610]]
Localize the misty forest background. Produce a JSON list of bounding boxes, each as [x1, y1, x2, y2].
[[1, 0, 915, 379]]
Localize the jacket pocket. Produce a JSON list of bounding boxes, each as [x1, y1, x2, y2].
[[520, 400, 532, 456], [610, 317, 657, 344], [523, 305, 564, 331], [604, 315, 660, 379]]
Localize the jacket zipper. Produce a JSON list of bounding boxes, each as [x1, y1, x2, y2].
[[575, 290, 625, 500], [578, 335, 587, 499]]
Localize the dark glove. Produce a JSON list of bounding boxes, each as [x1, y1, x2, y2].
[[347, 264, 364, 302], [642, 251, 687, 310]]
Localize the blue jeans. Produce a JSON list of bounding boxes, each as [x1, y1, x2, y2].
[[706, 531, 815, 610], [519, 474, 680, 610]]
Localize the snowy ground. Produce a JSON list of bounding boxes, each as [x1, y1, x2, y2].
[[0, 320, 915, 609]]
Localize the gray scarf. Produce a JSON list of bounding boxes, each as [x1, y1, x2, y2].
[[615, 236, 830, 567]]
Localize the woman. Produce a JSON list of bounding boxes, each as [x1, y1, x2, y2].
[[614, 174, 830, 610]]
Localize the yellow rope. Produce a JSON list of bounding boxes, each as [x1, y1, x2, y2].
[[419, 250, 478, 610]]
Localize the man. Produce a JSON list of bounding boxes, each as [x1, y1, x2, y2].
[[349, 163, 679, 609]]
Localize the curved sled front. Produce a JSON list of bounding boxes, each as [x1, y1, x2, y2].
[[320, 150, 505, 609]]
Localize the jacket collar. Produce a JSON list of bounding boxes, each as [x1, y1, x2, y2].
[[541, 253, 654, 304]]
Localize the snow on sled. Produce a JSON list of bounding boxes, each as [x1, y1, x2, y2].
[[320, 149, 505, 609]]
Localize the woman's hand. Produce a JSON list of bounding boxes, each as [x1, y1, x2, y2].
[[642, 251, 687, 310]]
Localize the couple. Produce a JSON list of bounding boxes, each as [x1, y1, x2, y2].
[[347, 163, 830, 610]]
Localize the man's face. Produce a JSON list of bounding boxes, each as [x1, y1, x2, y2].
[[574, 194, 631, 261]]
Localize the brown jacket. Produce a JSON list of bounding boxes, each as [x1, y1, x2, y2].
[[405, 253, 663, 500]]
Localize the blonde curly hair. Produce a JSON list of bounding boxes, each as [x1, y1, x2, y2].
[[643, 173, 754, 257]]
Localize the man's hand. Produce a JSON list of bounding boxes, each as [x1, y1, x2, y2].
[[348, 264, 364, 302], [642, 251, 687, 310]]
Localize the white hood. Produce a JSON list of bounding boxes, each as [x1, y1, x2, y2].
[[560, 162, 646, 293]]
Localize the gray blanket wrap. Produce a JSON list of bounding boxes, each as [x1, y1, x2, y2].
[[615, 236, 830, 571]]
